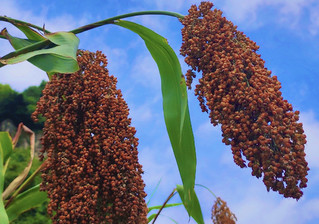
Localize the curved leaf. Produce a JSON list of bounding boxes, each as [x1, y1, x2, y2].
[[148, 203, 182, 213], [147, 178, 162, 206], [176, 185, 203, 224], [115, 20, 203, 224], [0, 29, 79, 75], [148, 213, 156, 223], [0, 132, 13, 164], [6, 184, 48, 222], [0, 132, 12, 224], [2, 124, 35, 200]]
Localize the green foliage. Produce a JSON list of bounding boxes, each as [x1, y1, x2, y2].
[[0, 84, 16, 102], [0, 82, 46, 131], [0, 27, 79, 76], [4, 147, 50, 223], [0, 132, 13, 224], [0, 85, 31, 128], [4, 147, 41, 193], [6, 185, 49, 223], [10, 201, 51, 224]]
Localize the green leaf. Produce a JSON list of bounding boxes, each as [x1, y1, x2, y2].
[[2, 125, 35, 200], [148, 203, 182, 213], [6, 184, 48, 222], [0, 16, 46, 41], [0, 132, 12, 224], [0, 29, 79, 75], [148, 213, 180, 224], [176, 185, 204, 224], [13, 24, 46, 41], [115, 20, 203, 223], [0, 29, 37, 50], [0, 132, 13, 164], [147, 178, 162, 206], [148, 213, 156, 223]]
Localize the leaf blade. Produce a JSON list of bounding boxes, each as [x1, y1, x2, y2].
[[6, 184, 48, 222], [115, 20, 203, 223], [2, 125, 35, 200], [148, 203, 182, 213], [0, 132, 12, 224], [176, 185, 204, 224], [0, 30, 79, 74]]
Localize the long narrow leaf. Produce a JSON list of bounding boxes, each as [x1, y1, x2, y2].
[[176, 185, 203, 224], [0, 28, 37, 50], [147, 178, 162, 206], [2, 124, 35, 200], [148, 213, 180, 224], [148, 214, 156, 223], [115, 20, 203, 223], [0, 132, 13, 164], [148, 203, 182, 213], [13, 24, 46, 41], [0, 132, 12, 224], [6, 184, 48, 222]]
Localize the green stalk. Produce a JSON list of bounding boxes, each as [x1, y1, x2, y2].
[[0, 11, 184, 67], [70, 11, 184, 34], [1, 11, 183, 36], [0, 16, 51, 33]]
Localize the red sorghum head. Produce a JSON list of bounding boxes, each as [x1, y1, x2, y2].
[[211, 197, 237, 224], [32, 50, 148, 223], [180, 1, 309, 199]]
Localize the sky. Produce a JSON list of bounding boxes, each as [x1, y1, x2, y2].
[[1, 0, 319, 223]]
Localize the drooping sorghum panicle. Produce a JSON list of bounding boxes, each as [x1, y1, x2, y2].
[[180, 1, 309, 199], [32, 50, 148, 224], [211, 197, 237, 224]]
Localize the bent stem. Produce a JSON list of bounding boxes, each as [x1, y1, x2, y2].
[[1, 10, 184, 66], [152, 188, 177, 224], [70, 11, 184, 34], [0, 16, 50, 33], [1, 11, 184, 37]]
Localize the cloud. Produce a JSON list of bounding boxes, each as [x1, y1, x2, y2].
[[214, 0, 318, 34], [309, 3, 319, 35], [0, 62, 48, 92], [131, 53, 161, 90], [130, 103, 153, 123], [300, 111, 319, 169], [0, 0, 87, 91]]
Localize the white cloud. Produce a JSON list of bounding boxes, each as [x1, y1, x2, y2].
[[131, 53, 161, 89], [130, 103, 153, 123], [309, 3, 319, 35], [215, 0, 318, 34], [0, 62, 48, 92], [300, 111, 319, 169]]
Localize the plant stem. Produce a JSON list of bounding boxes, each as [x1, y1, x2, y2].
[[152, 188, 176, 224], [0, 16, 51, 33], [70, 11, 184, 34]]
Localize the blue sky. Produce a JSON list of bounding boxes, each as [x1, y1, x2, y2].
[[1, 0, 319, 223]]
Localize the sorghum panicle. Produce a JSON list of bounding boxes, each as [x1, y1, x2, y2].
[[211, 197, 237, 224], [180, 1, 309, 199], [32, 50, 148, 223]]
